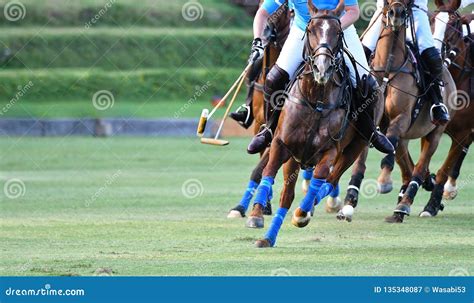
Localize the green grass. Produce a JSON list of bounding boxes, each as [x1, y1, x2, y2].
[[0, 98, 227, 118], [0, 27, 251, 69], [0, 136, 473, 276], [0, 0, 253, 28]]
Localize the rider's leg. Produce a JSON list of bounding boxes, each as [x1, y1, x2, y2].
[[247, 24, 304, 154], [229, 57, 263, 128], [412, 6, 450, 125], [361, 5, 383, 54], [344, 25, 394, 154]]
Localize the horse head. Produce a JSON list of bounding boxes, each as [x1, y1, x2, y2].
[[383, 0, 410, 31], [305, 0, 344, 85]]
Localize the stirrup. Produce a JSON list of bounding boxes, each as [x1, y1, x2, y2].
[[234, 104, 252, 125], [429, 103, 449, 122], [256, 124, 273, 138]]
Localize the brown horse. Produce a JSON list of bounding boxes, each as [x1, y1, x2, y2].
[[243, 0, 386, 247], [227, 2, 291, 219], [419, 0, 473, 216], [342, 0, 457, 223]]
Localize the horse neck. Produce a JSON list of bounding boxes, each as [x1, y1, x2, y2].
[[373, 27, 408, 71], [450, 38, 471, 80]]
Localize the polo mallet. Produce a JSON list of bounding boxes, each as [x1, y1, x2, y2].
[[197, 63, 252, 146]]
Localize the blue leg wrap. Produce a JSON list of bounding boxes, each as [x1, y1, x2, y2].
[[314, 183, 334, 207], [254, 176, 274, 207], [302, 168, 313, 181], [329, 183, 340, 198], [238, 180, 259, 210], [299, 178, 325, 213], [264, 207, 288, 247]]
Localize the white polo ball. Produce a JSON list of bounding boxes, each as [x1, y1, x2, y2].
[[341, 205, 354, 217]]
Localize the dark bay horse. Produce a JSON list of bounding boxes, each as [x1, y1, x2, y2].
[[244, 0, 386, 247], [419, 0, 473, 216], [341, 0, 457, 223], [227, 3, 291, 219]]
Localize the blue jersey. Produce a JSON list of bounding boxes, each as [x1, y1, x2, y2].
[[262, 0, 358, 31]]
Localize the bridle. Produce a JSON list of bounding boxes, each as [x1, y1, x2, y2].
[[304, 14, 344, 82], [383, 0, 411, 31], [433, 9, 472, 78]]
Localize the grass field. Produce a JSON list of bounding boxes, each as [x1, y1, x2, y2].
[[0, 136, 473, 276]]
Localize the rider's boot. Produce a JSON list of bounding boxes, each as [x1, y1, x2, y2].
[[357, 75, 395, 154], [421, 47, 450, 126], [247, 65, 289, 154], [230, 58, 263, 129]]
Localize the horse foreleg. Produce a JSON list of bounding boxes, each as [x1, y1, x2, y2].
[[386, 127, 445, 223], [246, 138, 291, 228], [343, 146, 368, 210], [394, 139, 413, 203], [255, 157, 299, 248], [421, 132, 472, 217], [291, 149, 337, 228], [326, 139, 368, 222], [443, 133, 472, 200], [228, 149, 269, 218]]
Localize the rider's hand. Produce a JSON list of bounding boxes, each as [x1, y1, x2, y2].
[[249, 38, 264, 64], [461, 14, 474, 25]]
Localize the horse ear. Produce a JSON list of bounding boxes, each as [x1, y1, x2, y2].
[[334, 0, 345, 16], [449, 0, 462, 10], [307, 0, 318, 15]]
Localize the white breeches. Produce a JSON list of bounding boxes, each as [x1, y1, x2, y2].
[[276, 23, 368, 86], [362, 1, 435, 53]]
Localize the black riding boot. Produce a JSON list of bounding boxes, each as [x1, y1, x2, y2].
[[247, 65, 289, 154], [357, 75, 395, 154], [421, 47, 450, 125], [229, 58, 263, 129]]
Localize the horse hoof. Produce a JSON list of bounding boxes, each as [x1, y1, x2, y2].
[[227, 205, 246, 218], [377, 182, 393, 194], [255, 239, 272, 248], [443, 183, 457, 200], [301, 179, 310, 195], [291, 208, 311, 228], [419, 211, 433, 217], [263, 201, 272, 216], [246, 216, 264, 229], [384, 212, 404, 223], [325, 196, 343, 213]]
